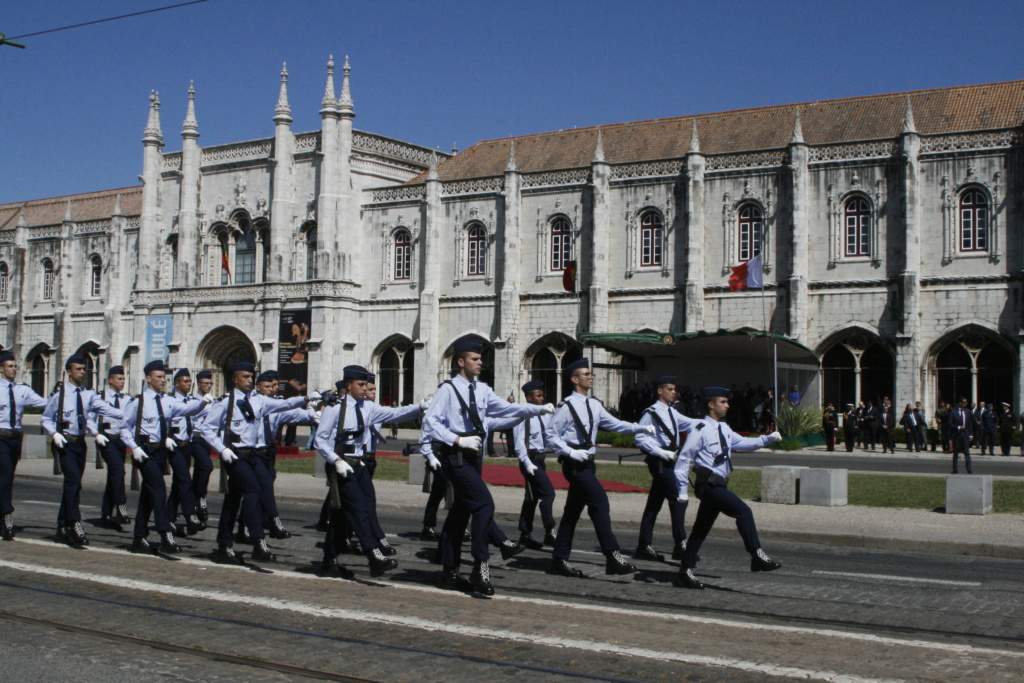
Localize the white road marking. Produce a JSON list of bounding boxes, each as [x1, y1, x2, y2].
[[0, 557, 897, 683], [20, 500, 97, 509], [812, 570, 982, 588]]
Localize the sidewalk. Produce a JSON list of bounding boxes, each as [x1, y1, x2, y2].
[[15, 455, 1023, 560]]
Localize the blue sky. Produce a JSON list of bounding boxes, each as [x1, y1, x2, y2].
[[2, 0, 1022, 204]]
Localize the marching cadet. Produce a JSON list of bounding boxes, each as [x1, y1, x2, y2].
[[998, 402, 1015, 456], [166, 368, 207, 536], [675, 385, 783, 589], [119, 361, 209, 554], [199, 361, 312, 564], [42, 353, 125, 547], [190, 370, 216, 523], [315, 365, 427, 578], [544, 358, 655, 579], [315, 380, 348, 533], [0, 350, 49, 540], [512, 380, 558, 550], [634, 375, 697, 562], [88, 365, 131, 531], [418, 436, 448, 541], [422, 339, 551, 595]]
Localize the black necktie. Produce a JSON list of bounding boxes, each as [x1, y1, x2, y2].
[[238, 395, 255, 421], [467, 383, 481, 430], [155, 393, 167, 442], [263, 415, 272, 447], [75, 387, 86, 433], [584, 398, 594, 442], [8, 384, 16, 429], [718, 424, 732, 474], [355, 401, 365, 432], [113, 393, 121, 410], [537, 416, 547, 448]]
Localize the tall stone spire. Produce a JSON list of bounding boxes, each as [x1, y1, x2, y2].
[[112, 192, 123, 216], [274, 62, 292, 123], [902, 95, 916, 134], [64, 199, 73, 222], [505, 139, 518, 172], [338, 55, 353, 114], [143, 90, 163, 144], [688, 120, 700, 154], [16, 206, 27, 228], [181, 80, 199, 138], [791, 107, 804, 144], [593, 129, 605, 163], [428, 150, 439, 180], [320, 55, 337, 113]]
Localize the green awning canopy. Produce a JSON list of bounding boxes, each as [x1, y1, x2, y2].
[[579, 329, 819, 365]]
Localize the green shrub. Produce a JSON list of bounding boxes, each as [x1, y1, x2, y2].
[[770, 437, 804, 451], [774, 407, 822, 437], [596, 430, 635, 447]]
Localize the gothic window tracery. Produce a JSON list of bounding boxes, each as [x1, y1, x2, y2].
[[90, 255, 103, 297], [639, 211, 663, 267], [550, 217, 572, 272], [0, 263, 8, 302], [737, 203, 763, 262], [466, 223, 487, 276], [394, 228, 412, 280], [303, 223, 318, 280], [844, 197, 871, 257], [959, 189, 988, 252], [42, 259, 54, 300]]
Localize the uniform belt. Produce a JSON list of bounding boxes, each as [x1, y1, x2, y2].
[[364, 452, 377, 463], [527, 450, 548, 461], [335, 444, 356, 455], [0, 429, 22, 439], [340, 455, 363, 467], [140, 442, 170, 454], [456, 430, 485, 438], [234, 447, 266, 457], [173, 437, 191, 446], [61, 433, 85, 444]]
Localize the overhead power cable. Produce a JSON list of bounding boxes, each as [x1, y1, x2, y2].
[[5, 0, 212, 41]]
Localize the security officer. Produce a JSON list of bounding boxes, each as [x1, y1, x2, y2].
[[544, 358, 655, 579], [843, 403, 857, 452], [190, 369, 216, 522], [634, 375, 697, 562], [822, 402, 838, 452], [166, 368, 206, 536], [42, 353, 124, 546], [948, 397, 973, 474], [315, 365, 426, 578], [981, 404, 998, 455], [422, 339, 551, 595], [675, 385, 783, 589], [0, 350, 49, 540], [119, 360, 209, 554], [199, 360, 311, 564], [88, 364, 131, 531], [998, 402, 1015, 456], [511, 380, 558, 550]]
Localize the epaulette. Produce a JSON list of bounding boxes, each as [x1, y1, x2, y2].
[[695, 422, 705, 431]]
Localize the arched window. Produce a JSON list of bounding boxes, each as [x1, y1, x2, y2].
[[737, 204, 763, 262], [218, 232, 230, 285], [0, 263, 8, 302], [467, 224, 487, 276], [235, 221, 257, 284], [550, 218, 572, 271], [639, 212, 663, 267], [30, 354, 46, 396], [42, 259, 54, 300], [90, 255, 102, 297], [304, 225, 318, 279], [844, 197, 871, 257], [959, 189, 988, 252], [394, 229, 412, 280]]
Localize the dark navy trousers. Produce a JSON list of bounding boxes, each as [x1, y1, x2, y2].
[[518, 456, 556, 535], [637, 456, 688, 547], [57, 440, 88, 526], [680, 483, 760, 568], [438, 447, 506, 569], [216, 453, 267, 548], [323, 461, 378, 559], [0, 435, 23, 516], [133, 448, 173, 539], [166, 444, 197, 521], [98, 437, 128, 519], [422, 465, 449, 528], [189, 439, 214, 500], [552, 458, 619, 560]]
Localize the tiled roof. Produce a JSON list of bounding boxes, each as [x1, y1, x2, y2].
[[412, 80, 1024, 183], [0, 186, 143, 231]]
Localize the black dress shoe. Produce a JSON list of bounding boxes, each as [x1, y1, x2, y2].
[[186, 515, 204, 536], [543, 529, 557, 547], [439, 569, 471, 591], [677, 567, 705, 590], [671, 542, 686, 561], [159, 532, 182, 554], [319, 556, 355, 579], [251, 539, 277, 562], [463, 530, 471, 542], [236, 526, 252, 543], [500, 540, 525, 560], [196, 498, 208, 522], [212, 545, 243, 565], [378, 538, 397, 556], [1, 518, 13, 541], [348, 537, 364, 555], [750, 548, 781, 572], [470, 562, 494, 596], [54, 526, 68, 544], [519, 534, 544, 551], [367, 548, 398, 577], [116, 504, 132, 525], [268, 517, 291, 539], [635, 544, 664, 562], [549, 558, 584, 578], [130, 537, 153, 554], [69, 522, 90, 546], [605, 550, 637, 576], [419, 526, 439, 541]]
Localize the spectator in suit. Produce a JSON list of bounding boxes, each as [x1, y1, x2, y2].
[[971, 402, 984, 444], [843, 403, 857, 452], [879, 399, 896, 454], [900, 404, 921, 452], [861, 400, 878, 450], [948, 397, 974, 474], [913, 402, 928, 451], [998, 402, 1015, 456], [935, 401, 951, 453], [822, 402, 838, 452]]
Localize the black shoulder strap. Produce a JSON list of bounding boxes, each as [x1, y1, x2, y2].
[[134, 392, 145, 443], [56, 382, 66, 436], [645, 407, 678, 451], [525, 414, 532, 447], [224, 390, 236, 444], [444, 380, 484, 433], [565, 400, 594, 449], [333, 398, 350, 453]]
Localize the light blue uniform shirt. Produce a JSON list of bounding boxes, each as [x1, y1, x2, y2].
[[421, 375, 540, 446], [198, 389, 306, 453], [545, 392, 643, 457], [169, 390, 208, 442], [42, 382, 123, 437], [315, 395, 421, 464], [512, 414, 550, 466], [674, 417, 772, 490], [635, 401, 698, 455], [361, 399, 420, 453], [0, 378, 48, 431], [87, 388, 128, 437], [119, 389, 207, 451]]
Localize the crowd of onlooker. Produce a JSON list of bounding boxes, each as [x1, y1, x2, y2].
[[617, 382, 779, 432]]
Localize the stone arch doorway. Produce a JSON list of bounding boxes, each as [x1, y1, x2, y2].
[[442, 335, 494, 388], [818, 329, 894, 407], [25, 343, 53, 396], [929, 326, 1015, 407], [373, 335, 416, 406], [525, 333, 583, 401], [195, 325, 258, 395], [74, 341, 102, 390]]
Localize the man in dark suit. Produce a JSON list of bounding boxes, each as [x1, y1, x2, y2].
[[948, 397, 973, 474], [913, 402, 928, 452], [843, 404, 857, 452], [879, 399, 896, 454], [900, 404, 920, 452], [981, 404, 998, 455], [822, 402, 838, 452], [998, 402, 1015, 456], [861, 400, 878, 450]]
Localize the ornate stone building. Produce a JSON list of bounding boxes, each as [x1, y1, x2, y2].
[[1, 60, 1021, 417]]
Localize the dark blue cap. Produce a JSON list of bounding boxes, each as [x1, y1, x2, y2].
[[0, 351, 15, 364], [366, 373, 376, 383], [174, 368, 190, 381], [335, 380, 346, 392], [701, 385, 731, 398], [108, 365, 124, 376], [563, 358, 589, 376], [143, 360, 166, 374], [196, 370, 212, 380], [453, 338, 483, 354], [343, 365, 370, 381], [66, 354, 88, 369], [651, 374, 676, 388], [256, 370, 278, 383], [522, 380, 544, 394], [232, 361, 255, 374]]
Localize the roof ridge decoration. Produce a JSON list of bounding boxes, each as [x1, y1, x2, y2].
[[113, 192, 123, 216], [320, 55, 337, 113], [64, 198, 73, 222], [593, 129, 605, 163], [688, 120, 700, 154], [182, 80, 199, 138], [144, 90, 162, 143], [275, 63, 292, 123], [428, 150, 439, 181], [902, 95, 916, 134], [791, 107, 804, 145], [506, 139, 518, 172], [338, 55, 353, 114], [16, 206, 27, 228]]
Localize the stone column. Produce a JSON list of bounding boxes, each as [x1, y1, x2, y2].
[[139, 91, 164, 291], [316, 57, 340, 279], [178, 83, 200, 288], [269, 64, 295, 282], [787, 112, 809, 343], [588, 133, 610, 333], [415, 157, 443, 391], [496, 140, 522, 395], [336, 57, 357, 281], [684, 122, 706, 332], [897, 97, 923, 404]]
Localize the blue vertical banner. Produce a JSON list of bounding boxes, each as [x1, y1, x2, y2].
[[145, 315, 173, 364]]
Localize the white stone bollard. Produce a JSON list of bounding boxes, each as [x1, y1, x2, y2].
[[408, 446, 425, 485], [800, 468, 848, 506], [945, 475, 993, 515], [760, 465, 808, 504]]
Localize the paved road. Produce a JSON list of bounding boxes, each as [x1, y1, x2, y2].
[[1, 478, 1021, 682]]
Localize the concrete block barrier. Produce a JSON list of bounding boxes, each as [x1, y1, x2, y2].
[[760, 465, 808, 504], [945, 475, 993, 515], [800, 468, 848, 506]]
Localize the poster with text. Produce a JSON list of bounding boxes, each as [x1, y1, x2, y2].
[[278, 309, 311, 397]]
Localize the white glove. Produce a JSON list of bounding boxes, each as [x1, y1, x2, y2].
[[95, 434, 109, 447], [334, 459, 354, 478], [132, 446, 148, 463], [677, 489, 689, 503], [539, 403, 555, 415], [568, 449, 590, 462], [309, 390, 322, 401], [767, 431, 783, 444], [524, 461, 538, 476], [641, 425, 657, 435], [220, 448, 237, 464], [656, 448, 677, 461], [458, 435, 482, 452], [419, 395, 432, 411], [425, 453, 441, 471], [313, 411, 321, 424], [165, 437, 177, 451], [201, 392, 214, 404], [52, 433, 68, 449]]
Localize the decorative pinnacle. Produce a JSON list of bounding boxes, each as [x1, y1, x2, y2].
[[902, 95, 916, 134], [688, 120, 700, 154], [321, 55, 337, 113], [16, 206, 27, 228], [790, 107, 804, 144], [64, 198, 73, 222], [338, 55, 353, 113], [506, 139, 518, 172], [593, 129, 605, 163], [427, 150, 439, 180], [112, 192, 123, 216], [182, 80, 199, 137], [275, 62, 292, 123], [144, 90, 163, 143]]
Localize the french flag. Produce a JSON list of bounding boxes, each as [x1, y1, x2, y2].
[[728, 254, 762, 291]]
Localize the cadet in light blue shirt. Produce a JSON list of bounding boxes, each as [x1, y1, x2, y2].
[[0, 350, 49, 540], [86, 365, 131, 531], [511, 380, 558, 551]]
